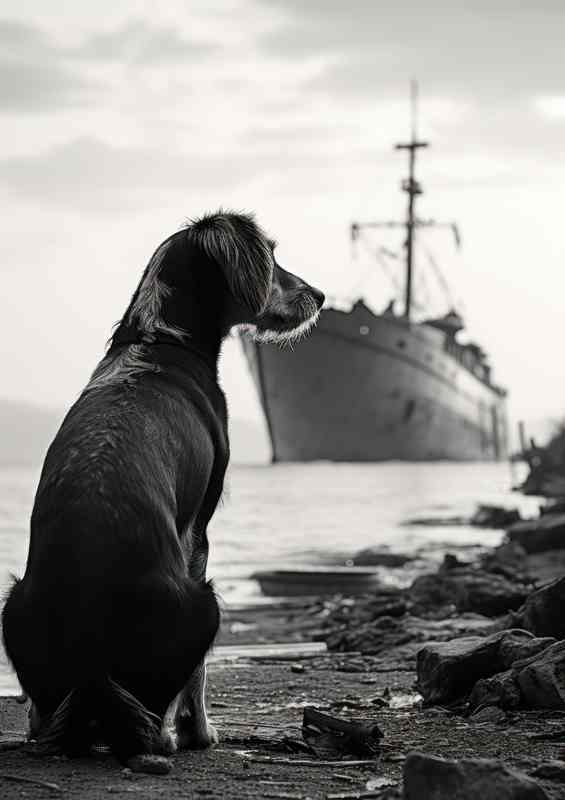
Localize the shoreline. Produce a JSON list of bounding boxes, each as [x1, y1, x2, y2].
[[2, 506, 565, 797]]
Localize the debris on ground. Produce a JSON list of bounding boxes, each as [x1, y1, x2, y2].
[[403, 753, 550, 800], [302, 707, 383, 758]]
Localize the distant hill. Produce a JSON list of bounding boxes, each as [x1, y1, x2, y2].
[[0, 398, 269, 466], [0, 399, 62, 466]]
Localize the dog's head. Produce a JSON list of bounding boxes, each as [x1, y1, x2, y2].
[[124, 210, 324, 346], [187, 211, 325, 344]]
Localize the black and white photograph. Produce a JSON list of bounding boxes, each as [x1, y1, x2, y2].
[[1, 1, 565, 797]]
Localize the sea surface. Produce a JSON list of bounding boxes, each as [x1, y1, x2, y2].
[[0, 461, 537, 694]]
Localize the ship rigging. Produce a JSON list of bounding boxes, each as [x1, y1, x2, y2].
[[350, 81, 460, 320]]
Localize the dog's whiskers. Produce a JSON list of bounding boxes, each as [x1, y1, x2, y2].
[[251, 307, 321, 347]]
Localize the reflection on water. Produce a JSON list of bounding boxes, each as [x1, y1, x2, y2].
[[0, 461, 536, 693]]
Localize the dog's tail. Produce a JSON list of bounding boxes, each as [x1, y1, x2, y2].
[[36, 676, 164, 764]]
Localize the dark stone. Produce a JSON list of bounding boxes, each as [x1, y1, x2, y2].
[[408, 573, 456, 612], [470, 504, 521, 528], [468, 669, 522, 711], [498, 633, 556, 665], [325, 612, 492, 661], [540, 500, 565, 516], [402, 515, 467, 527], [531, 761, 565, 781], [511, 577, 565, 639], [403, 752, 550, 799], [417, 632, 504, 705], [453, 572, 529, 617], [481, 541, 530, 582], [524, 549, 565, 588], [441, 553, 473, 570], [468, 705, 508, 724], [403, 505, 521, 529], [325, 614, 413, 656], [507, 513, 565, 554], [323, 592, 407, 632], [352, 547, 414, 568], [516, 641, 565, 709], [409, 564, 530, 618], [416, 629, 550, 705]]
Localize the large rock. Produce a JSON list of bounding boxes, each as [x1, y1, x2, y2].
[[352, 547, 414, 567], [403, 753, 550, 799], [507, 513, 565, 553], [511, 577, 565, 639], [416, 629, 553, 705], [468, 669, 522, 711], [325, 614, 413, 655], [409, 559, 530, 618], [498, 631, 556, 664], [470, 504, 521, 528], [480, 541, 530, 582], [325, 613, 492, 661], [453, 572, 530, 617], [516, 641, 565, 709]]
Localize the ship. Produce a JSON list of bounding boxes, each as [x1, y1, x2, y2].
[[240, 89, 508, 463]]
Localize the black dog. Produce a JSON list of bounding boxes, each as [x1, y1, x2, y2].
[[3, 211, 324, 769]]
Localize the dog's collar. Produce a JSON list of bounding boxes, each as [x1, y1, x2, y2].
[[110, 332, 217, 375]]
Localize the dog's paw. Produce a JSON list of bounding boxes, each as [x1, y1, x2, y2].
[[176, 720, 219, 750], [159, 728, 177, 755]]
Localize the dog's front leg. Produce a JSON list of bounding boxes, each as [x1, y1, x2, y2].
[[173, 661, 218, 749], [170, 527, 219, 750]]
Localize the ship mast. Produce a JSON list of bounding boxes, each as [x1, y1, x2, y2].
[[351, 82, 446, 321], [395, 81, 428, 319]]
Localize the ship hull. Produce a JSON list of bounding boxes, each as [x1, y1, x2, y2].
[[241, 303, 508, 462]]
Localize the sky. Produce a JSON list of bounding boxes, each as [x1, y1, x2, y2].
[[1, 0, 564, 439]]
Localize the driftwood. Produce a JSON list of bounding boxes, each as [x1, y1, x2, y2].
[[0, 773, 62, 792], [238, 754, 377, 767], [302, 707, 383, 757], [326, 793, 388, 800]]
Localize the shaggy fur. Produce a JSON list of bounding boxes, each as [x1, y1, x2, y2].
[[2, 210, 324, 769]]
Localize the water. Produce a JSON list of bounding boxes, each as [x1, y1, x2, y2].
[[0, 461, 537, 694]]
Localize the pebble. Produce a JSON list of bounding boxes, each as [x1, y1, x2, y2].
[[126, 754, 173, 774]]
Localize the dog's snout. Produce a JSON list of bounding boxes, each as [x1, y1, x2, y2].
[[309, 286, 325, 310]]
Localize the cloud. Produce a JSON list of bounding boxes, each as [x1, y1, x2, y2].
[[0, 60, 97, 113], [0, 137, 259, 212], [245, 1, 565, 165], [0, 132, 386, 216], [0, 16, 218, 114], [257, 1, 565, 103], [0, 19, 51, 54], [0, 19, 98, 113], [73, 19, 217, 65]]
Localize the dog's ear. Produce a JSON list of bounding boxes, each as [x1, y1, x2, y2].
[[188, 211, 274, 314]]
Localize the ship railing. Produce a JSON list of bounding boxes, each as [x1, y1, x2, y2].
[[443, 337, 492, 386]]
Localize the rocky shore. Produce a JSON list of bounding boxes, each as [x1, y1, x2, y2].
[[2, 502, 565, 798]]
